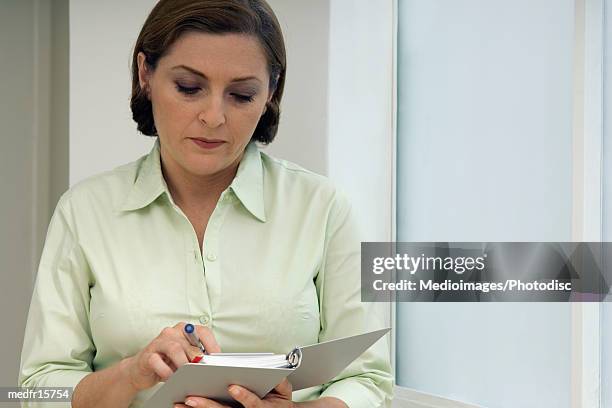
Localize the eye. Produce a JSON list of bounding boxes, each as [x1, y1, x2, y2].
[[231, 93, 255, 103], [175, 83, 200, 95]]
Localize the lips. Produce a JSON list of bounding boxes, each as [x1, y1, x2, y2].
[[190, 138, 225, 150], [194, 137, 224, 143]]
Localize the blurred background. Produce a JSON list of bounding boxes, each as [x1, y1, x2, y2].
[[1, 1, 611, 407]]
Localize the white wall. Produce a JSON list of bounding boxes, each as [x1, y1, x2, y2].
[[327, 0, 394, 243], [261, 0, 329, 175], [69, 0, 157, 185], [395, 1, 574, 407]]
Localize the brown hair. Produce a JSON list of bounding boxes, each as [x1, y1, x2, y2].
[[130, 0, 286, 144]]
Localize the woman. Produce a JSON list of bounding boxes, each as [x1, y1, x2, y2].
[[18, 0, 392, 407]]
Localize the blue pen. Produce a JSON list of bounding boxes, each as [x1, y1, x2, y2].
[[184, 323, 207, 355]]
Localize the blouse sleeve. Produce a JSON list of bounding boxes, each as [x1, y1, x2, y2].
[[19, 195, 95, 407], [314, 191, 393, 408]]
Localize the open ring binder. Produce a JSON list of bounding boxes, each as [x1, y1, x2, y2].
[[285, 347, 302, 368], [143, 328, 390, 407]]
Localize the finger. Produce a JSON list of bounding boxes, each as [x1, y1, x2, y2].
[[162, 324, 204, 361], [148, 352, 173, 381], [172, 322, 219, 356], [183, 396, 231, 407], [161, 355, 177, 372], [273, 378, 292, 397], [195, 325, 222, 353], [228, 385, 261, 408], [158, 340, 191, 369]]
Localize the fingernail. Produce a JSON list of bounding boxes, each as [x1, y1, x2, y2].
[[185, 399, 197, 407], [229, 386, 240, 396]]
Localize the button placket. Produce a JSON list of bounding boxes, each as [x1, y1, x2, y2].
[[169, 199, 213, 326], [201, 193, 233, 318], [170, 204, 210, 320]]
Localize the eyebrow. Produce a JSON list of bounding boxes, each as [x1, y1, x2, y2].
[[171, 64, 262, 84]]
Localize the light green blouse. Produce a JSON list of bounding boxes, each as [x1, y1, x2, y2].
[[19, 140, 393, 407]]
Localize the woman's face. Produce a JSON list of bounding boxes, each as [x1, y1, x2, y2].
[[137, 32, 271, 179]]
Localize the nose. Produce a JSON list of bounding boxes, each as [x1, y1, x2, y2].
[[198, 95, 226, 128]]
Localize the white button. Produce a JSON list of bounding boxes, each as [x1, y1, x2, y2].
[[206, 253, 217, 262], [199, 315, 210, 325]]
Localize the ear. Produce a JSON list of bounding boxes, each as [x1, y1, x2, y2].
[[262, 91, 275, 115], [136, 52, 151, 93], [266, 72, 280, 105]]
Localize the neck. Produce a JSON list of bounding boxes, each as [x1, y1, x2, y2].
[[160, 148, 241, 211]]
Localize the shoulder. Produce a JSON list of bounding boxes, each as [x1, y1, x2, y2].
[[56, 155, 146, 216], [261, 150, 332, 191], [258, 149, 352, 214]]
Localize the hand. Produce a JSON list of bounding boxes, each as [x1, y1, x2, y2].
[[123, 322, 221, 392], [174, 378, 295, 408]]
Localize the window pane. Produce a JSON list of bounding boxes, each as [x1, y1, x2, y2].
[[396, 1, 574, 407]]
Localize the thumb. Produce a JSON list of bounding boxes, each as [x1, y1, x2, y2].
[[273, 378, 292, 398]]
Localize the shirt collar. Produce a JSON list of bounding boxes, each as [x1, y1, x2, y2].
[[119, 139, 167, 212], [120, 139, 266, 222], [229, 141, 266, 222]]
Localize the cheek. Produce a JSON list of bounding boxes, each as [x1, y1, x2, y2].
[[153, 93, 197, 135], [228, 105, 265, 136]]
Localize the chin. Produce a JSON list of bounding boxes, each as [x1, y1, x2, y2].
[[186, 160, 228, 177], [180, 145, 240, 177], [188, 164, 222, 176]]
